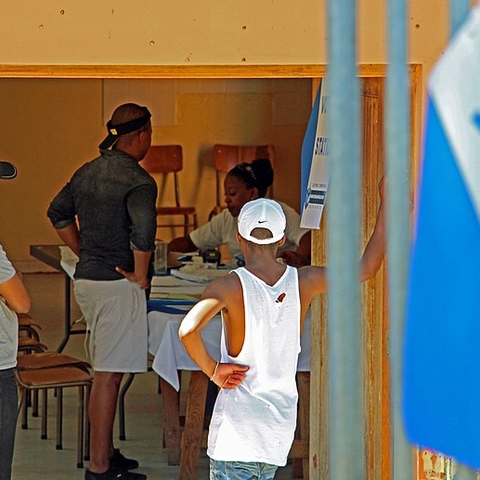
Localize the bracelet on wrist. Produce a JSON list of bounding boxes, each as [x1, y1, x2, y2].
[[210, 361, 220, 382]]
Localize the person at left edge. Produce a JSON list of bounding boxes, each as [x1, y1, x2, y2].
[[0, 159, 31, 480], [47, 104, 157, 480]]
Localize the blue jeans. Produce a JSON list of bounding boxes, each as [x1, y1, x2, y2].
[[0, 368, 18, 480], [210, 459, 278, 480]]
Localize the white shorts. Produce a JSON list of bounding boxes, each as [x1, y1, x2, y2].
[[74, 278, 148, 373]]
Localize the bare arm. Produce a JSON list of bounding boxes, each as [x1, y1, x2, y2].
[[55, 223, 80, 256], [168, 235, 197, 253], [179, 297, 225, 378], [299, 178, 387, 305], [359, 177, 386, 282], [179, 281, 249, 388], [0, 273, 31, 313]]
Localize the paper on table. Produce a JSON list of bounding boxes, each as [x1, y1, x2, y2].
[[59, 246, 78, 279], [149, 291, 200, 301], [151, 276, 186, 287], [170, 264, 231, 284], [150, 274, 205, 296]]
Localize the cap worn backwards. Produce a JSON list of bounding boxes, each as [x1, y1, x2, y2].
[[99, 107, 152, 150], [0, 160, 18, 180], [238, 198, 286, 245]]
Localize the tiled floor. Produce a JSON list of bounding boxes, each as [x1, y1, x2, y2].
[[12, 272, 295, 480], [13, 272, 208, 480]]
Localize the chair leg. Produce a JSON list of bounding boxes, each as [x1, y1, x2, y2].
[[77, 386, 84, 468], [20, 389, 38, 420], [19, 387, 28, 430], [56, 387, 63, 450], [41, 389, 48, 439], [84, 384, 91, 462], [32, 390, 39, 417]]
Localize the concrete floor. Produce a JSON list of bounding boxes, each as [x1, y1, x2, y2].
[[12, 272, 294, 480]]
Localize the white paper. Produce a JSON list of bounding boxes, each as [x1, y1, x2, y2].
[[300, 80, 329, 229]]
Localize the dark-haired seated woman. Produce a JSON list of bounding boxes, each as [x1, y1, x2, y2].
[[168, 159, 311, 268]]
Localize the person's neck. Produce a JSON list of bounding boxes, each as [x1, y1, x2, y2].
[[113, 145, 140, 162], [243, 252, 286, 286]]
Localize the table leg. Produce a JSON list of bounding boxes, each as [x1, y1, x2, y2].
[[56, 273, 87, 353], [179, 371, 208, 480], [160, 378, 181, 465], [56, 273, 72, 353], [291, 372, 310, 479]]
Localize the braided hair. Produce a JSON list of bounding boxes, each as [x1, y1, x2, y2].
[[227, 158, 274, 198]]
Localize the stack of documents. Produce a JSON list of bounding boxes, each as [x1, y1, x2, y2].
[[150, 275, 204, 301], [170, 264, 231, 284]]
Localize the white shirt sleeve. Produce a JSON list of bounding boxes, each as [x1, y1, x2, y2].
[[0, 244, 16, 285]]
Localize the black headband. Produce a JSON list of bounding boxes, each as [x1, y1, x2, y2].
[[0, 160, 17, 180], [99, 108, 151, 150]]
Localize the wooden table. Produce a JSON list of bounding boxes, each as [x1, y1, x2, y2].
[[29, 244, 86, 352], [148, 308, 311, 479]]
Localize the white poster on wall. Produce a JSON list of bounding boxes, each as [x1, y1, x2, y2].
[[300, 80, 329, 229]]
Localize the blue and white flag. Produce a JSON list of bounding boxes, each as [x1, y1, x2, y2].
[[404, 5, 480, 469], [300, 80, 329, 229]]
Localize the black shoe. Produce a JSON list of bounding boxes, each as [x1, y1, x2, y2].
[[85, 465, 146, 480], [111, 449, 140, 471]]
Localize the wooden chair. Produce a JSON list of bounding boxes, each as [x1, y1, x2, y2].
[[18, 336, 48, 354], [18, 313, 42, 341], [211, 144, 275, 218], [16, 365, 92, 468], [139, 145, 198, 237], [16, 351, 91, 436]]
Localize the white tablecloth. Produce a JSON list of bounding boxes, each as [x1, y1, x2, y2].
[[147, 309, 312, 391]]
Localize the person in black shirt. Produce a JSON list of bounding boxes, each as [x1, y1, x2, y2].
[[48, 104, 157, 480]]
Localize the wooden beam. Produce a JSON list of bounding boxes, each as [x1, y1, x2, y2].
[[0, 64, 393, 79]]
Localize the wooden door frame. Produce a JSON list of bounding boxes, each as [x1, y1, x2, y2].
[[0, 63, 421, 480], [0, 64, 394, 78], [310, 66, 421, 480]]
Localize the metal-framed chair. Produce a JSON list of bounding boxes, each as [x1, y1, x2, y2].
[[139, 145, 198, 237], [17, 313, 42, 341], [16, 364, 92, 468]]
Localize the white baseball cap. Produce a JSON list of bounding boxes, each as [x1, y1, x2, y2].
[[238, 198, 286, 245]]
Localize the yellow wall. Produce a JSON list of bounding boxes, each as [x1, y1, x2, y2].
[[0, 1, 325, 65], [0, 78, 311, 267], [0, 0, 453, 268], [0, 1, 449, 67]]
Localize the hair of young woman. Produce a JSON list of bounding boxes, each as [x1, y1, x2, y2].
[[228, 158, 274, 197]]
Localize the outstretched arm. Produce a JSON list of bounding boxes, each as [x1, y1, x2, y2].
[[359, 177, 387, 282], [299, 177, 387, 307]]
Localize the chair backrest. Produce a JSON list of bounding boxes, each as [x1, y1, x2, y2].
[[139, 145, 197, 236], [213, 144, 275, 206], [139, 145, 183, 207]]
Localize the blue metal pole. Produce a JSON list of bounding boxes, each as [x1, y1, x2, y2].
[[326, 0, 363, 478], [456, 464, 477, 480], [385, 0, 412, 478], [450, 0, 470, 37]]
